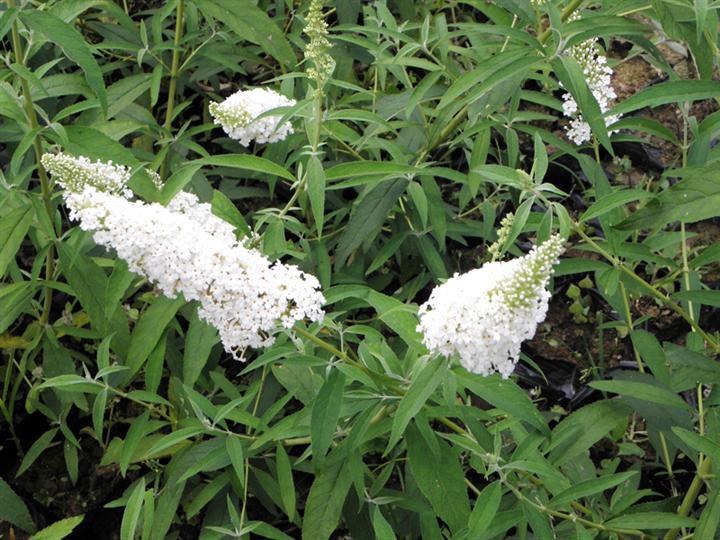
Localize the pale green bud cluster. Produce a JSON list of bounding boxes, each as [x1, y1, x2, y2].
[[41, 152, 132, 198], [494, 234, 565, 311], [488, 212, 515, 262], [304, 0, 334, 87]]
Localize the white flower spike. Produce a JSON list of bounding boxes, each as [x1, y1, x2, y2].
[[209, 88, 296, 147], [418, 235, 565, 378], [46, 153, 325, 358], [561, 27, 621, 145]]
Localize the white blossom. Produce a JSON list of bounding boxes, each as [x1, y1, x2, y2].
[[41, 153, 132, 198], [58, 185, 324, 358], [561, 35, 621, 144], [418, 235, 565, 377], [209, 88, 296, 147]]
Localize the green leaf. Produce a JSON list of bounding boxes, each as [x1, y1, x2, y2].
[[458, 372, 548, 434], [38, 375, 100, 394], [610, 80, 720, 117], [301, 459, 353, 540], [580, 190, 656, 222], [336, 179, 409, 267], [406, 423, 470, 533], [183, 309, 218, 388], [0, 8, 18, 43], [57, 242, 110, 334], [226, 436, 245, 488], [533, 132, 548, 181], [549, 399, 631, 465], [311, 369, 346, 467], [0, 198, 32, 278], [149, 479, 185, 540], [386, 356, 445, 453], [439, 50, 541, 109], [326, 285, 423, 348], [121, 478, 146, 540], [671, 427, 720, 465], [325, 161, 417, 181], [0, 281, 34, 335], [604, 512, 697, 530], [468, 481, 502, 536], [550, 471, 637, 508], [696, 487, 720, 538], [20, 10, 106, 112], [211, 189, 250, 237], [631, 330, 670, 385], [0, 476, 35, 532], [93, 388, 108, 443], [589, 380, 690, 410], [160, 164, 202, 204], [617, 170, 720, 230], [307, 156, 326, 236], [125, 296, 184, 381], [30, 516, 84, 540], [194, 154, 294, 181], [672, 289, 720, 308], [372, 506, 397, 540], [143, 427, 205, 459], [120, 411, 150, 477], [198, 0, 296, 66], [275, 444, 296, 521], [16, 428, 59, 478], [522, 502, 555, 540]]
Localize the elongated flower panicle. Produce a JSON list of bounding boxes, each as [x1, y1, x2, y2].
[[45, 152, 325, 357], [418, 235, 565, 377], [561, 31, 621, 144], [209, 88, 296, 147], [42, 153, 132, 198], [304, 0, 334, 87], [62, 188, 324, 356]]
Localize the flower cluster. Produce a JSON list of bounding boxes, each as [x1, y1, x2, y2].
[[488, 212, 515, 262], [561, 32, 621, 144], [304, 0, 334, 87], [41, 153, 132, 198], [47, 154, 325, 358], [418, 235, 565, 377], [209, 88, 296, 147]]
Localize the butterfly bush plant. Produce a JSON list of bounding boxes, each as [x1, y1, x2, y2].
[[2, 0, 720, 538]]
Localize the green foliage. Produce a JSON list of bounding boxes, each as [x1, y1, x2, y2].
[[2, 0, 720, 538]]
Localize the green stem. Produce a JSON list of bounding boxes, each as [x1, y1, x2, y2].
[[293, 325, 402, 392], [159, 0, 185, 181], [537, 0, 585, 43], [574, 226, 720, 352], [8, 0, 55, 326], [662, 457, 713, 540], [499, 473, 648, 538], [592, 138, 643, 371]]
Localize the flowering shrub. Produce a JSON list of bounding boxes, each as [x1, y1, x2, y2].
[[1, 1, 720, 539]]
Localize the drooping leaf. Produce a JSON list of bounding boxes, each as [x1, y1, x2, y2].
[[335, 179, 409, 267], [30, 516, 84, 540], [301, 459, 353, 540], [20, 10, 106, 111], [197, 0, 296, 65], [0, 476, 35, 532], [311, 368, 346, 467], [406, 423, 470, 533]]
